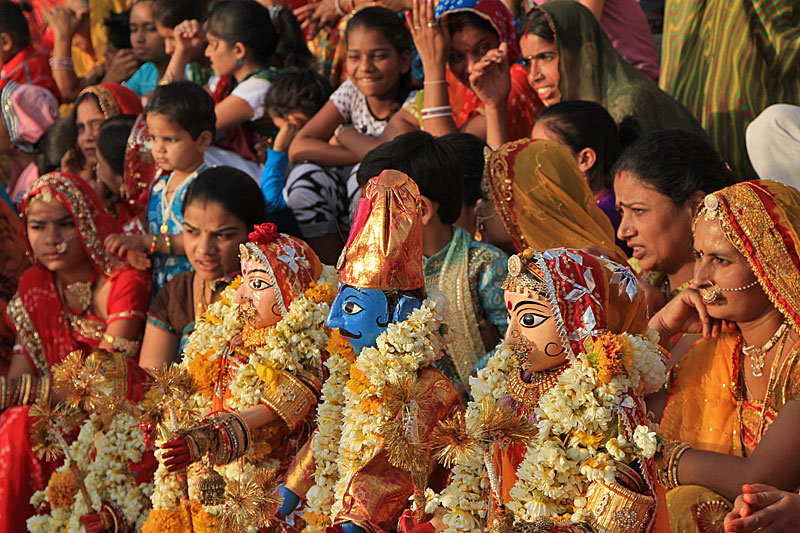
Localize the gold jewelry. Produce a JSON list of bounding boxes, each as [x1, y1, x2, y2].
[[65, 281, 93, 311], [744, 321, 788, 378], [503, 249, 548, 296], [585, 478, 656, 532], [505, 364, 568, 418], [699, 279, 759, 303], [56, 241, 68, 254]]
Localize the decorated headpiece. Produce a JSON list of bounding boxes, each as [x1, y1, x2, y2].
[[239, 223, 322, 315], [512, 248, 648, 358], [21, 172, 125, 277], [1, 82, 59, 153], [694, 179, 800, 333], [337, 170, 424, 291]]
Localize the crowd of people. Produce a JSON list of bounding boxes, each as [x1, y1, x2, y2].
[[0, 0, 799, 531]]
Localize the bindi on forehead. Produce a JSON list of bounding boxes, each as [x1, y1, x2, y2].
[[507, 301, 513, 310]]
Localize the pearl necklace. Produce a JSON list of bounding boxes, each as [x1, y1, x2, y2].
[[744, 321, 788, 378]]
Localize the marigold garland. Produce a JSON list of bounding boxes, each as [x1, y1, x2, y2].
[[440, 329, 666, 532]]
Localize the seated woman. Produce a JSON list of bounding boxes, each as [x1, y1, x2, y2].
[[613, 130, 734, 314], [475, 138, 622, 257], [138, 167, 265, 370], [473, 0, 702, 147], [65, 83, 143, 185], [437, 248, 667, 532], [649, 180, 800, 531], [143, 223, 336, 528], [531, 100, 638, 256], [0, 171, 151, 532], [386, 0, 542, 143]]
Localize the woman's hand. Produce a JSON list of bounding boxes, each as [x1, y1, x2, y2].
[[294, 0, 340, 39], [724, 484, 800, 532], [469, 42, 510, 110], [648, 287, 719, 340], [407, 0, 450, 78], [102, 49, 139, 85], [161, 437, 194, 472], [46, 6, 81, 41], [173, 19, 205, 63]]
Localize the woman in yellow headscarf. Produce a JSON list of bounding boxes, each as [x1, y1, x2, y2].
[[648, 180, 800, 531], [476, 138, 623, 257]]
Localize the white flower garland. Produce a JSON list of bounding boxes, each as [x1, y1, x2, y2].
[[27, 411, 153, 532], [304, 299, 449, 531], [150, 267, 337, 517], [441, 330, 666, 533]]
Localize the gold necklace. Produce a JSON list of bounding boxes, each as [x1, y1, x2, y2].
[[241, 324, 273, 347], [60, 271, 97, 313], [194, 278, 211, 322], [506, 364, 569, 418], [743, 321, 788, 378]]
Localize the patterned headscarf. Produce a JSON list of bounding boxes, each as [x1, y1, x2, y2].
[[485, 138, 623, 255], [21, 172, 125, 277], [240, 223, 322, 315], [504, 248, 648, 358], [75, 83, 143, 119], [695, 179, 800, 334], [435, 0, 520, 63]]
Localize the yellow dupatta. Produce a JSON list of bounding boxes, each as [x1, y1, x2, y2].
[[484, 139, 624, 256]]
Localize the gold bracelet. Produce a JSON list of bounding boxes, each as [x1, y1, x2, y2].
[[670, 443, 691, 488]]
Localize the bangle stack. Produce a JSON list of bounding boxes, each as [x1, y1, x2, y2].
[[148, 234, 158, 255], [205, 411, 252, 466], [656, 439, 691, 490], [0, 375, 49, 410], [421, 105, 452, 120], [164, 234, 173, 254], [101, 500, 127, 533], [49, 57, 74, 71]]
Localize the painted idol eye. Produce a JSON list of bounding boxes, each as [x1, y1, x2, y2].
[[343, 301, 364, 315], [520, 312, 548, 328], [249, 278, 272, 291]]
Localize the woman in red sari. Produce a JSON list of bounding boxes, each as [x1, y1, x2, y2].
[[0, 171, 151, 532]]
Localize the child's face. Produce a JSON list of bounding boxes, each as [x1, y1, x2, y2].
[[130, 1, 166, 63], [95, 150, 120, 198], [0, 32, 15, 64], [345, 28, 410, 100], [448, 24, 499, 89], [76, 97, 105, 166], [146, 113, 207, 174], [155, 23, 176, 55], [204, 33, 238, 77]]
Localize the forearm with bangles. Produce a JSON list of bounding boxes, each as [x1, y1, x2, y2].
[[0, 374, 51, 411]]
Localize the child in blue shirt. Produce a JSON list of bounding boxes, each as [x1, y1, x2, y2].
[[260, 68, 332, 213]]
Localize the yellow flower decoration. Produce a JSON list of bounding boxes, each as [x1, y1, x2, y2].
[[46, 469, 77, 510]]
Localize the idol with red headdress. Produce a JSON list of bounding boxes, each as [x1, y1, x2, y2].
[[143, 223, 337, 530]]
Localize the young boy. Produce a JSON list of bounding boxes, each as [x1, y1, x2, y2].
[[0, 2, 59, 99], [105, 81, 214, 292], [357, 131, 509, 389], [260, 68, 332, 213]]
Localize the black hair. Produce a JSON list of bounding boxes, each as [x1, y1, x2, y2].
[[265, 67, 332, 119], [612, 129, 736, 206], [440, 133, 486, 207], [346, 7, 414, 106], [144, 81, 216, 139], [34, 118, 76, 176], [0, 1, 32, 48], [182, 166, 267, 230], [523, 8, 554, 43], [104, 10, 132, 51], [206, 0, 277, 67], [536, 100, 622, 192], [151, 0, 207, 28], [446, 11, 497, 41], [271, 7, 314, 69], [357, 131, 463, 224], [97, 115, 136, 176]]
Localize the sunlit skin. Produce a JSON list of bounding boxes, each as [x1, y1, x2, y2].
[[26, 199, 93, 278], [448, 25, 499, 89], [473, 197, 515, 255], [504, 289, 567, 372], [182, 201, 248, 281], [615, 170, 700, 275], [520, 33, 561, 106], [692, 218, 773, 324], [145, 112, 209, 177], [75, 97, 105, 165], [345, 27, 410, 118], [326, 284, 393, 354]]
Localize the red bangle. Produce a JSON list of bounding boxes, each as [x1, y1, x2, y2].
[[148, 234, 158, 255]]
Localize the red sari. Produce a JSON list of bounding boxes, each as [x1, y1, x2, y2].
[[1, 172, 150, 532]]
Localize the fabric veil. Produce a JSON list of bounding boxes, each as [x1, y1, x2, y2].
[[534, 0, 703, 135], [75, 83, 143, 119], [435, 0, 520, 63], [485, 138, 624, 255]]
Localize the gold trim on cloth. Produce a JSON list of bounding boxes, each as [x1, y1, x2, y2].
[[585, 478, 655, 533], [6, 293, 47, 376], [260, 370, 318, 431]]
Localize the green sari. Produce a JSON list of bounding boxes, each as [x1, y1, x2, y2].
[[537, 1, 705, 136], [659, 0, 800, 179]]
